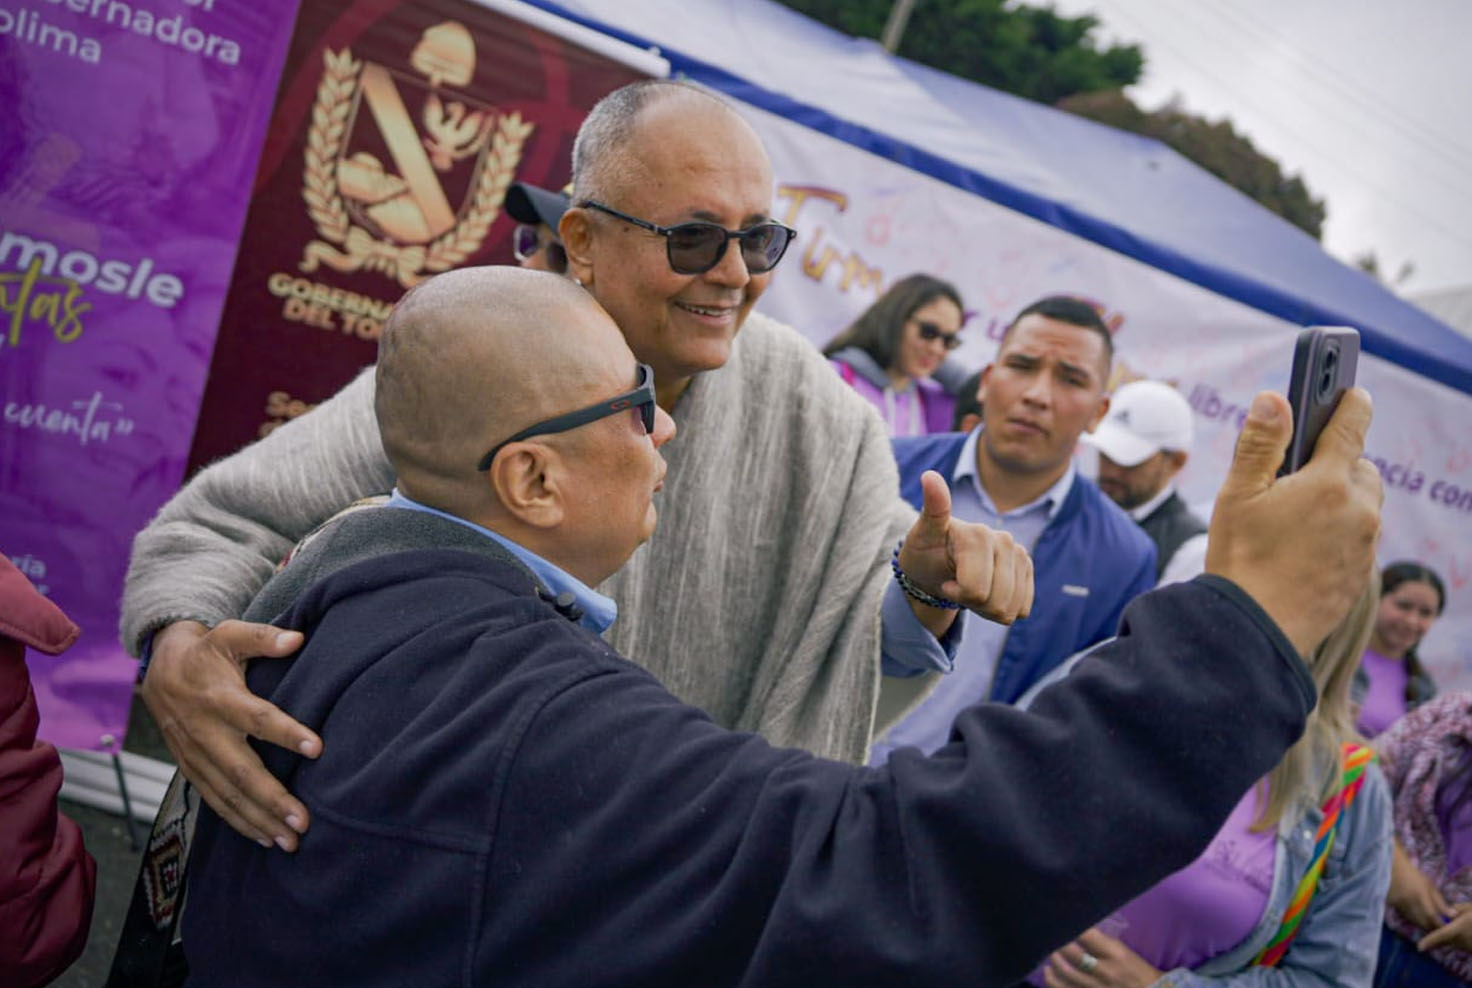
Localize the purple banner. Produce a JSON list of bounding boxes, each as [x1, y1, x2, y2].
[[0, 0, 300, 749]]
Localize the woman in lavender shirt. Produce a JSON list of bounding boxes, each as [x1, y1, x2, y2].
[[1356, 561, 1445, 738], [823, 274, 965, 437], [1031, 577, 1392, 987]]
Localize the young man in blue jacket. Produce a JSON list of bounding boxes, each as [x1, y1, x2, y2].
[[874, 296, 1156, 762], [183, 266, 1383, 987]]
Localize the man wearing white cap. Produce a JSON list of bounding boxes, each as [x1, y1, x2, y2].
[[1088, 379, 1209, 586]]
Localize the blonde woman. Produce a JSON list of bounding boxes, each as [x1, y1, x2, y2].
[[1030, 575, 1392, 987]]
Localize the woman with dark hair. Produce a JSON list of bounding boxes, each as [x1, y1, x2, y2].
[[1361, 562, 1456, 986], [1357, 561, 1446, 738], [1373, 692, 1472, 987], [823, 273, 965, 436]]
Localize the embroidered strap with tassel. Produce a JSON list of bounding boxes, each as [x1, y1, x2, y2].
[[1253, 742, 1375, 967]]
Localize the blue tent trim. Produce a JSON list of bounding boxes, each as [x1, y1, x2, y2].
[[525, 0, 1472, 397]]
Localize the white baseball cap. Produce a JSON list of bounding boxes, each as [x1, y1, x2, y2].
[[1085, 380, 1194, 468]]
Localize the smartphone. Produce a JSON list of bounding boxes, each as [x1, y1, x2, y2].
[[1279, 326, 1359, 475]]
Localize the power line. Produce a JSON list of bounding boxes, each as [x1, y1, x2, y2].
[[1191, 0, 1472, 175], [1200, 0, 1472, 163], [1089, 0, 1472, 256], [1105, 0, 1470, 195]]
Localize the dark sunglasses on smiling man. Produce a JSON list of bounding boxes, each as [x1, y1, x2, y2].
[[914, 320, 962, 351], [580, 200, 797, 276], [477, 363, 658, 471]]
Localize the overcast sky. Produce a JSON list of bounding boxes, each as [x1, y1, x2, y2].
[[1045, 0, 1472, 297]]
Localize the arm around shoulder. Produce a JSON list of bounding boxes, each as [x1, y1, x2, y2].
[[121, 367, 394, 653]]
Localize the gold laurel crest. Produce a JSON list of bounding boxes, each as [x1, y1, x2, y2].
[[298, 46, 535, 289], [422, 116, 536, 274]]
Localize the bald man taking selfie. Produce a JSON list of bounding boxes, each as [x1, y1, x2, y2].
[[180, 266, 1383, 987]]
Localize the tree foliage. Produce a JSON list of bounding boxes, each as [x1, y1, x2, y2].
[[1352, 250, 1415, 287], [775, 0, 1143, 104], [777, 0, 1327, 239], [1058, 90, 1326, 239]]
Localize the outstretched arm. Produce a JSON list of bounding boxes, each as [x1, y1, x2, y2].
[[501, 575, 1316, 985], [493, 390, 1383, 984]]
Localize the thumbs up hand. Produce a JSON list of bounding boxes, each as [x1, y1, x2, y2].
[[897, 470, 1035, 626], [1205, 388, 1383, 657]]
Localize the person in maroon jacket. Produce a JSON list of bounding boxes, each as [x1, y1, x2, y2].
[[0, 555, 97, 986]]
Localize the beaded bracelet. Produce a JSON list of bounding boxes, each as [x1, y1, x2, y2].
[[891, 542, 962, 610]]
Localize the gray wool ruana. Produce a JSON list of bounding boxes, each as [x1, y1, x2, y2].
[[122, 313, 918, 764]]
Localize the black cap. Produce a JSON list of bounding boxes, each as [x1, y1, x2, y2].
[[506, 182, 571, 230]]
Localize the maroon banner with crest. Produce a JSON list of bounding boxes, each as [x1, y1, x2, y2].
[[187, 0, 652, 468]]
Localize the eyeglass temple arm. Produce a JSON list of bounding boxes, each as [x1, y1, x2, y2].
[[478, 403, 622, 472], [581, 200, 671, 236]]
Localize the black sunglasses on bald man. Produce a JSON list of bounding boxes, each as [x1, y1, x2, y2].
[[580, 200, 797, 276], [477, 363, 657, 472]]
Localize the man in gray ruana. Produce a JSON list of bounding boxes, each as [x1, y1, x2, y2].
[[126, 79, 1025, 851]]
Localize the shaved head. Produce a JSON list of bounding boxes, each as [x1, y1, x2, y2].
[[375, 266, 635, 515], [571, 80, 756, 206]]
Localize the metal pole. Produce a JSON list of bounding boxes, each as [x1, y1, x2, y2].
[[111, 751, 143, 851], [881, 0, 920, 52]]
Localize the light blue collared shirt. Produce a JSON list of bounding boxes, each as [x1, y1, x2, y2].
[[386, 489, 617, 634], [871, 426, 1073, 760], [881, 578, 964, 677]]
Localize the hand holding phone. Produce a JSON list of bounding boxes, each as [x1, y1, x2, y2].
[[1279, 327, 1360, 476]]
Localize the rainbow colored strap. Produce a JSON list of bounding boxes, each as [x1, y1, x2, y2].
[[1253, 742, 1375, 967]]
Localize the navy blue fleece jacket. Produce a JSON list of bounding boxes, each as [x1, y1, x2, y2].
[[183, 508, 1313, 988]]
